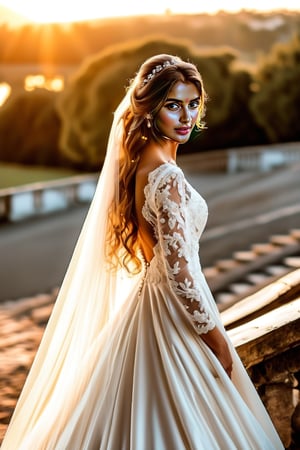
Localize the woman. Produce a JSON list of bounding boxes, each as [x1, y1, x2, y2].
[[1, 54, 283, 449]]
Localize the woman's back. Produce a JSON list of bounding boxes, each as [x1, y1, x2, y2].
[[135, 155, 168, 263]]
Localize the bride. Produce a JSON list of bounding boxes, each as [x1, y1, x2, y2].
[[1, 54, 283, 449]]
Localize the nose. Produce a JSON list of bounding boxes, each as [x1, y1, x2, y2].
[[180, 107, 191, 124]]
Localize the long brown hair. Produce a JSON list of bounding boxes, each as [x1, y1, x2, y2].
[[107, 54, 207, 273]]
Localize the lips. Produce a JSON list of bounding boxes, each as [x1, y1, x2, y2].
[[175, 127, 191, 136]]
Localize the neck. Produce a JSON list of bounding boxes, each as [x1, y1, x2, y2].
[[139, 139, 178, 168], [160, 139, 178, 164]]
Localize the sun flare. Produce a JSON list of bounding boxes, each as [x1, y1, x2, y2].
[[2, 0, 300, 25]]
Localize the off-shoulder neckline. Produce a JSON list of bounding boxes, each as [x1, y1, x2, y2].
[[143, 162, 184, 200], [147, 161, 182, 180]]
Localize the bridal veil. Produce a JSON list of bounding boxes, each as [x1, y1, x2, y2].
[[1, 84, 143, 449]]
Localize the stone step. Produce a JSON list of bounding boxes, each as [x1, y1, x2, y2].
[[215, 292, 237, 306], [31, 305, 54, 325], [251, 243, 277, 255], [265, 265, 291, 277], [246, 273, 271, 285], [233, 251, 257, 263], [290, 229, 300, 240], [216, 259, 240, 272], [228, 282, 253, 295], [207, 225, 300, 311], [221, 268, 300, 328], [284, 256, 300, 268], [202, 266, 220, 279], [1, 293, 55, 318], [270, 235, 298, 246]]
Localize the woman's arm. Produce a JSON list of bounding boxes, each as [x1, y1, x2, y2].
[[201, 327, 233, 378], [154, 169, 214, 333], [154, 169, 233, 377]]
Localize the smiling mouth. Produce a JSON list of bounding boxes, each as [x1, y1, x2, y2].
[[175, 127, 191, 135]]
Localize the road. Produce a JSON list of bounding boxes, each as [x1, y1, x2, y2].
[[0, 206, 89, 301], [0, 162, 300, 301]]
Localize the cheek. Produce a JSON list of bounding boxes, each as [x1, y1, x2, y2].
[[157, 112, 176, 127], [191, 110, 200, 123]]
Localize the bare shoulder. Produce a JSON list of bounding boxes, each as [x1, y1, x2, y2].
[[136, 158, 168, 184]]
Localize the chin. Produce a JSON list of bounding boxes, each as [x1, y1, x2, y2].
[[177, 136, 191, 144]]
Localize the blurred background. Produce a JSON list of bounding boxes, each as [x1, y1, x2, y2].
[[0, 2, 300, 170], [0, 4, 300, 446], [0, 1, 300, 300]]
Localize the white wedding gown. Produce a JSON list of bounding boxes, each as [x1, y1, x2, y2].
[[2, 163, 283, 449]]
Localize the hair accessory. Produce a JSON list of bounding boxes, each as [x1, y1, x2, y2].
[[142, 60, 175, 86], [141, 135, 148, 141]]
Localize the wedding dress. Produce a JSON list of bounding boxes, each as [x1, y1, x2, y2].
[[1, 76, 283, 448], [2, 162, 283, 449]]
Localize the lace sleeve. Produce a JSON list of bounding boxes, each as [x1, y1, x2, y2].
[[154, 170, 215, 335]]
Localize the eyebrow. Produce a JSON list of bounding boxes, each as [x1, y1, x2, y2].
[[165, 96, 200, 103]]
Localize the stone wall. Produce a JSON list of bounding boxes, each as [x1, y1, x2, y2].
[[223, 270, 300, 449]]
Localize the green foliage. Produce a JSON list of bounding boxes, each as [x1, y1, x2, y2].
[[1, 21, 299, 169], [250, 34, 300, 142], [0, 89, 61, 166], [190, 68, 267, 152], [57, 37, 262, 169]]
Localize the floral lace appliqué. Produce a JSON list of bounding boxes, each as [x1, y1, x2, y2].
[[143, 165, 215, 335]]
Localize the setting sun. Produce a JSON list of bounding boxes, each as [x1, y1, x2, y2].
[[1, 0, 300, 24]]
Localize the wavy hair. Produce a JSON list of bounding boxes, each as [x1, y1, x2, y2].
[[107, 54, 207, 273]]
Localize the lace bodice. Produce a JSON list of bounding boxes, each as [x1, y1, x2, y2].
[[142, 163, 215, 334]]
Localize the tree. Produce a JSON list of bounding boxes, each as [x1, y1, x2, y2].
[[0, 89, 61, 165], [250, 34, 300, 142], [57, 37, 261, 169]]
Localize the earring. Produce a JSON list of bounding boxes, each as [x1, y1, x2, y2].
[[145, 113, 152, 128]]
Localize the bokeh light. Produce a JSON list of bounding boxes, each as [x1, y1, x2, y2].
[[24, 75, 64, 92], [0, 83, 11, 107]]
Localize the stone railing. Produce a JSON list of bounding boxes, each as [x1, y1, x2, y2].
[[178, 149, 228, 172], [221, 269, 300, 449], [1, 142, 299, 222], [177, 142, 300, 174], [227, 142, 300, 173], [0, 173, 98, 222], [204, 229, 300, 308]]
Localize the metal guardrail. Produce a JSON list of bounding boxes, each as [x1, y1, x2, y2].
[[0, 173, 98, 222]]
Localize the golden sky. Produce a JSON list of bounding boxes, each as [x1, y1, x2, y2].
[[1, 0, 299, 25]]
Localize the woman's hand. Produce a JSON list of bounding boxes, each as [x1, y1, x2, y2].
[[200, 326, 233, 378]]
